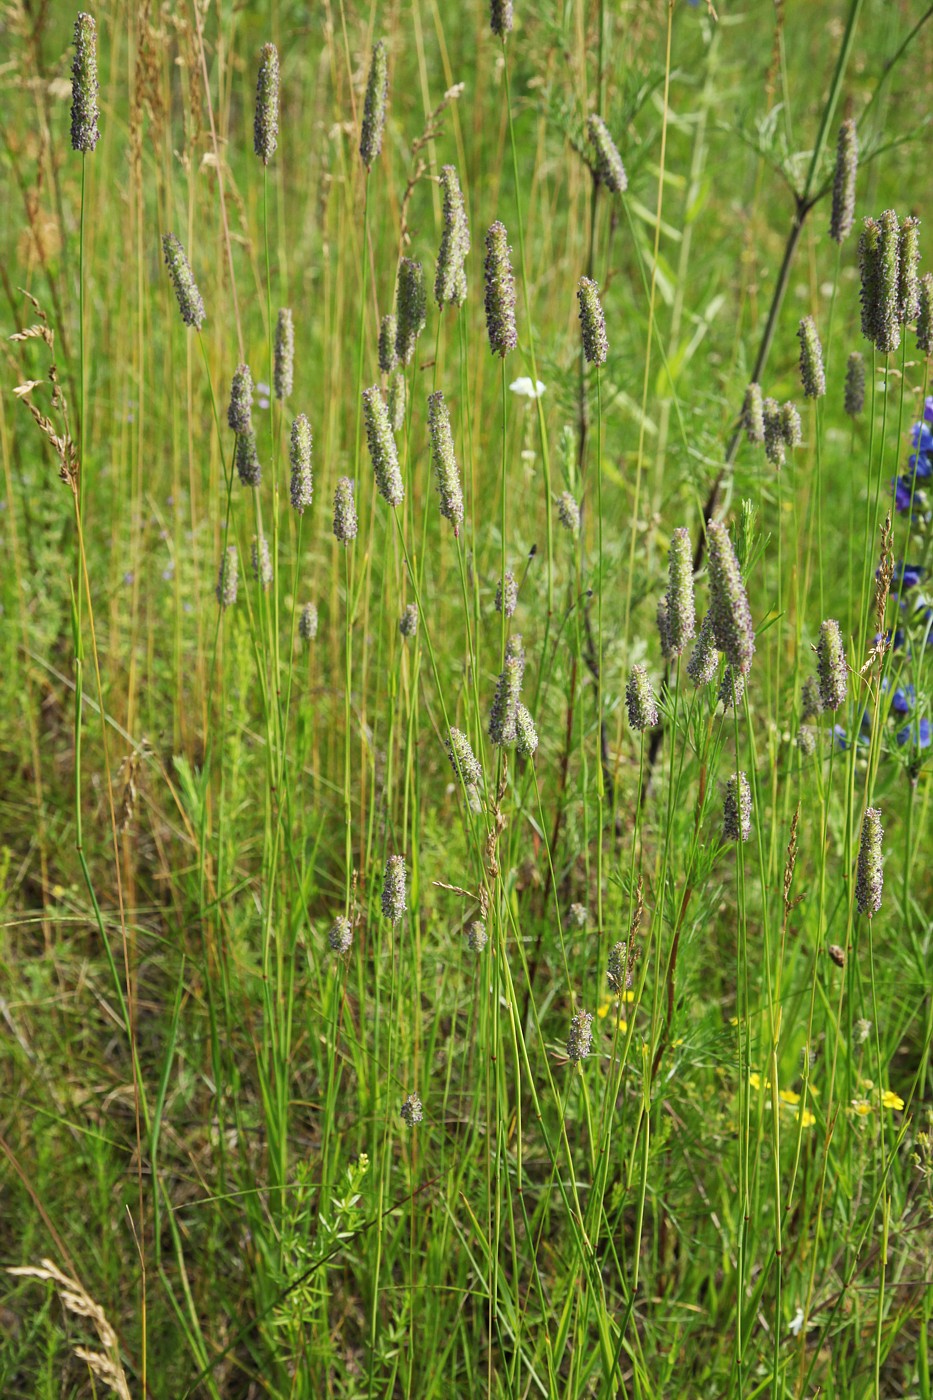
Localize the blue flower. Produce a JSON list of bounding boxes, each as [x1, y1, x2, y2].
[[911, 421, 933, 454], [890, 685, 914, 715], [897, 716, 931, 749], [894, 562, 924, 591], [893, 476, 915, 512], [893, 628, 906, 651]]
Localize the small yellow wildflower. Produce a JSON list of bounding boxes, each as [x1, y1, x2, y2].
[[749, 1072, 762, 1091], [882, 1090, 905, 1111], [597, 1002, 610, 1020], [852, 1099, 871, 1117], [800, 1110, 816, 1128], [779, 1089, 801, 1106]]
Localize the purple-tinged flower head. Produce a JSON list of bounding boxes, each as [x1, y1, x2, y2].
[[897, 216, 921, 324], [859, 212, 901, 354], [626, 664, 658, 731], [162, 233, 205, 330], [763, 396, 785, 468], [577, 276, 608, 366], [359, 39, 388, 170], [801, 674, 823, 721], [855, 807, 883, 917], [381, 854, 407, 922], [333, 476, 358, 544], [253, 43, 279, 164], [607, 940, 637, 994], [722, 771, 752, 842], [686, 609, 718, 687], [918, 274, 933, 355], [395, 258, 426, 366], [566, 1009, 594, 1062], [299, 601, 318, 641], [780, 401, 803, 449], [829, 118, 857, 244], [435, 165, 470, 309], [666, 527, 696, 656], [251, 533, 273, 587], [362, 386, 403, 505], [289, 413, 313, 513], [466, 920, 488, 953], [844, 352, 865, 418], [893, 561, 924, 592], [399, 602, 419, 638], [797, 317, 826, 399], [427, 391, 464, 534], [706, 520, 755, 677], [483, 221, 517, 357], [387, 369, 406, 433], [558, 490, 580, 534], [515, 703, 538, 758], [227, 363, 254, 434], [657, 596, 672, 661], [892, 476, 921, 516], [496, 571, 518, 618], [490, 0, 513, 38], [328, 915, 352, 954], [445, 727, 482, 787], [400, 1092, 423, 1126], [215, 545, 238, 608], [897, 716, 932, 749], [717, 664, 745, 713], [489, 634, 525, 747], [71, 13, 101, 153], [743, 383, 765, 445], [587, 114, 627, 194], [274, 308, 294, 400], [797, 725, 818, 757], [378, 313, 398, 376], [235, 429, 261, 487], [816, 619, 847, 711]]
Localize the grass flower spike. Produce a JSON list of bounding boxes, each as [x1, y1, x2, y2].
[[274, 308, 294, 400], [856, 808, 884, 916], [253, 43, 279, 164], [722, 772, 752, 842], [382, 855, 407, 923], [829, 118, 857, 244], [228, 364, 253, 434], [706, 520, 755, 677], [626, 664, 658, 731], [333, 477, 358, 543], [665, 527, 696, 656], [71, 13, 101, 154], [798, 317, 826, 399], [816, 618, 847, 711], [360, 40, 388, 170], [490, 0, 513, 39], [844, 352, 865, 417], [299, 602, 318, 641], [289, 413, 313, 513], [483, 222, 517, 357], [427, 391, 464, 534], [215, 546, 238, 608], [587, 114, 627, 194], [445, 729, 482, 787], [363, 386, 403, 505], [435, 165, 470, 310], [235, 429, 261, 487], [566, 1010, 594, 1062], [162, 233, 205, 330], [577, 277, 608, 366], [395, 258, 427, 366]]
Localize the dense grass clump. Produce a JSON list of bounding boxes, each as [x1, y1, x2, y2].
[[1, 3, 932, 1397]]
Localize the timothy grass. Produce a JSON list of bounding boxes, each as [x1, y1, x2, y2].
[[1, 1, 932, 1396]]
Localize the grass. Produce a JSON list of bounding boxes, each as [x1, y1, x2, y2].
[[1, 1, 932, 1396]]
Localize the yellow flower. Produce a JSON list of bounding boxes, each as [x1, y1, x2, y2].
[[672, 1037, 684, 1048], [749, 1072, 762, 1091], [852, 1099, 871, 1117], [882, 1090, 905, 1111], [597, 1002, 610, 1020], [800, 1110, 816, 1128], [779, 1089, 801, 1106]]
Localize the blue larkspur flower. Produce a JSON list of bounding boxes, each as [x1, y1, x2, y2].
[[908, 452, 933, 479], [897, 717, 931, 749], [911, 421, 933, 453], [893, 477, 914, 513], [894, 562, 924, 591], [889, 683, 914, 716]]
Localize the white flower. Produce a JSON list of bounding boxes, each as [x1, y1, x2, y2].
[[788, 1307, 805, 1336], [509, 377, 546, 400]]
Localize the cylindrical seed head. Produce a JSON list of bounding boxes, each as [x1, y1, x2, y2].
[[816, 618, 847, 711], [515, 703, 538, 758], [686, 609, 718, 688], [215, 545, 238, 608], [333, 476, 358, 544], [566, 1010, 594, 1062], [289, 413, 313, 514], [557, 490, 580, 533], [577, 276, 608, 366], [855, 807, 883, 917], [378, 314, 398, 376], [780, 401, 803, 449], [743, 383, 765, 445], [717, 664, 745, 713], [829, 118, 857, 244], [363, 386, 404, 505], [71, 13, 101, 154], [235, 429, 261, 487], [299, 601, 318, 641], [569, 903, 588, 930], [666, 527, 696, 656], [801, 674, 823, 721], [400, 1092, 423, 1127], [897, 216, 921, 325], [253, 43, 279, 164], [488, 635, 525, 747], [495, 571, 518, 618], [359, 40, 388, 170], [251, 534, 273, 587], [797, 317, 826, 398], [797, 725, 818, 757], [427, 391, 464, 534], [162, 233, 205, 330], [483, 221, 517, 357], [917, 274, 933, 355], [387, 369, 406, 433], [435, 164, 470, 310], [657, 596, 672, 661], [844, 352, 866, 417], [445, 728, 482, 787], [395, 258, 426, 366], [274, 308, 294, 400], [763, 396, 785, 468], [859, 212, 901, 354], [706, 520, 755, 677], [399, 603, 419, 638], [587, 114, 627, 194], [381, 854, 406, 922], [228, 363, 254, 434], [490, 0, 513, 39], [722, 771, 752, 842], [626, 664, 659, 731], [328, 915, 352, 954], [465, 920, 488, 953]]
